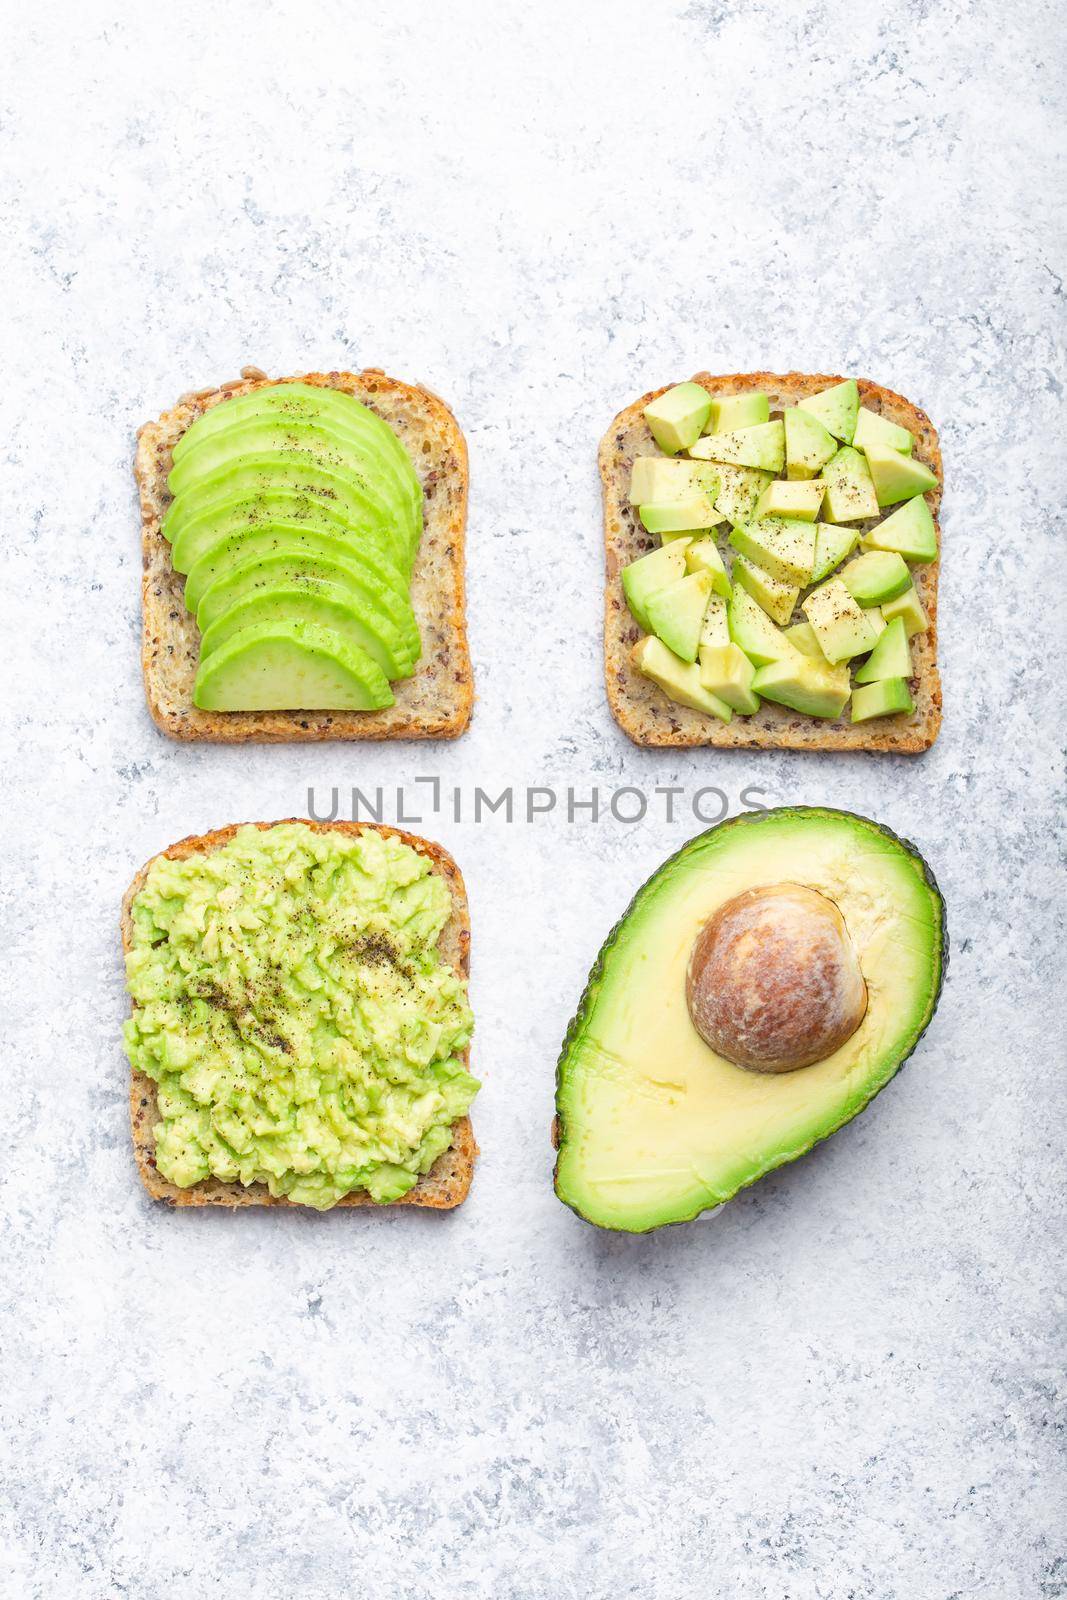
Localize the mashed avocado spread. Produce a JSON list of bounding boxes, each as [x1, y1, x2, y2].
[[124, 823, 477, 1209]]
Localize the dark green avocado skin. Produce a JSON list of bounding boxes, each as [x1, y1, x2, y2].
[[553, 806, 948, 1234]]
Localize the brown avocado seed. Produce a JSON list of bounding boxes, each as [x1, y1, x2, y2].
[[686, 884, 868, 1073]]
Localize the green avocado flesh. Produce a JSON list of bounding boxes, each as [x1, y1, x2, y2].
[[554, 807, 945, 1232], [623, 378, 936, 728], [162, 385, 424, 711], [123, 822, 477, 1208]]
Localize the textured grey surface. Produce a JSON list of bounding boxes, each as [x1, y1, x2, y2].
[[2, 1, 1065, 1596]]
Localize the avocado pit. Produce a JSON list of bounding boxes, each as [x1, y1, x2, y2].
[[686, 883, 867, 1074]]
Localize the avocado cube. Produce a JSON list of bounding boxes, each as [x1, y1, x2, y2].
[[853, 407, 913, 456], [851, 676, 915, 722], [802, 578, 883, 663], [691, 419, 785, 474], [644, 383, 713, 455], [659, 529, 694, 545], [797, 379, 860, 444], [754, 479, 825, 523], [685, 537, 732, 599], [699, 592, 731, 650], [620, 542, 690, 631], [783, 621, 830, 661], [732, 555, 799, 626], [708, 463, 774, 526], [638, 495, 717, 534], [839, 550, 912, 607], [699, 642, 760, 715], [706, 392, 770, 434], [809, 522, 860, 584], [880, 582, 929, 637], [632, 635, 732, 722], [644, 571, 713, 664], [751, 655, 851, 719], [864, 444, 939, 508], [854, 616, 913, 683], [727, 586, 796, 667], [784, 406, 837, 480], [729, 517, 816, 586], [820, 447, 879, 522], [629, 456, 720, 507], [864, 606, 887, 640], [861, 496, 938, 563]]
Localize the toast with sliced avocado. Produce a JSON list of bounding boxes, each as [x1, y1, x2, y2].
[[602, 371, 942, 751], [135, 367, 472, 741], [122, 818, 478, 1210]]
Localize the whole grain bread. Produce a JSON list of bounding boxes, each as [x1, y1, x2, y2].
[[122, 818, 477, 1211], [135, 367, 473, 742], [602, 371, 942, 752]]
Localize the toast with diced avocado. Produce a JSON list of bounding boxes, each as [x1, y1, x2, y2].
[[135, 367, 472, 742], [603, 371, 942, 751], [122, 818, 477, 1210]]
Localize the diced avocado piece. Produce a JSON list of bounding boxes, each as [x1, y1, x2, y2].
[[659, 529, 694, 545], [691, 420, 785, 474], [198, 581, 412, 685], [639, 495, 717, 534], [645, 572, 713, 664], [699, 642, 760, 714], [784, 407, 837, 480], [755, 479, 825, 522], [854, 616, 913, 683], [864, 606, 887, 640], [729, 517, 816, 586], [809, 522, 860, 585], [752, 655, 851, 719], [732, 555, 798, 626], [644, 383, 712, 455], [880, 583, 929, 637], [797, 379, 860, 444], [699, 593, 730, 651], [628, 457, 720, 506], [708, 463, 774, 525], [620, 542, 690, 631], [631, 636, 732, 722], [727, 586, 796, 667], [861, 496, 938, 563], [783, 621, 831, 661], [820, 447, 880, 522], [802, 577, 882, 662], [865, 444, 939, 508], [851, 677, 915, 722], [705, 392, 770, 434], [193, 620, 395, 711], [839, 550, 912, 606], [853, 407, 913, 456], [685, 537, 731, 598]]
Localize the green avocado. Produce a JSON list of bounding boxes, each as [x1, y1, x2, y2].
[[820, 447, 880, 522], [123, 822, 477, 1208], [631, 636, 732, 721], [861, 495, 938, 563], [193, 620, 395, 711], [620, 542, 690, 631], [802, 577, 883, 662], [554, 807, 946, 1232], [852, 406, 913, 456], [854, 615, 913, 682], [643, 383, 712, 454], [864, 446, 939, 508], [784, 407, 837, 480], [727, 585, 795, 666], [198, 580, 418, 683], [645, 571, 713, 663], [797, 379, 860, 444], [729, 517, 816, 585], [731, 555, 798, 626], [752, 653, 851, 718], [851, 676, 915, 721], [690, 419, 785, 473], [839, 550, 912, 606], [180, 516, 409, 616]]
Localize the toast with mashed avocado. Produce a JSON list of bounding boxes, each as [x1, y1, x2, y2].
[[135, 367, 472, 741], [122, 819, 478, 1210], [602, 371, 942, 751]]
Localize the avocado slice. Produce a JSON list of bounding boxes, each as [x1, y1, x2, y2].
[[839, 550, 912, 606], [698, 593, 730, 651], [880, 582, 929, 637], [851, 677, 915, 721], [853, 407, 913, 456], [644, 572, 713, 663], [699, 642, 760, 714], [802, 578, 883, 663], [863, 446, 939, 508], [643, 383, 712, 454], [731, 555, 798, 626], [193, 619, 394, 711], [752, 654, 851, 719], [620, 542, 690, 632], [820, 447, 880, 522], [783, 621, 828, 660], [727, 586, 795, 666], [705, 392, 770, 434], [198, 580, 419, 683], [553, 807, 946, 1232], [797, 379, 860, 444], [861, 496, 938, 563], [196, 552, 418, 678], [631, 636, 731, 721], [754, 478, 825, 522], [854, 616, 913, 683], [629, 457, 720, 506], [729, 517, 816, 585], [690, 420, 785, 474], [684, 537, 731, 598], [638, 495, 717, 535], [809, 522, 860, 585], [707, 463, 774, 526], [784, 407, 837, 480]]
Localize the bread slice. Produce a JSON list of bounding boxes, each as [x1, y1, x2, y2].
[[135, 367, 472, 741], [602, 371, 942, 752], [122, 818, 477, 1210]]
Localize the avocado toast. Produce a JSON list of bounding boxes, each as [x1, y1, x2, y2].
[[123, 819, 477, 1210], [602, 371, 942, 751], [135, 367, 472, 741]]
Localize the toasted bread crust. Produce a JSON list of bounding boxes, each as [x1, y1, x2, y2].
[[122, 819, 477, 1210], [135, 369, 473, 742], [602, 370, 942, 752]]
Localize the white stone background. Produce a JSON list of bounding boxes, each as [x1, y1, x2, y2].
[[2, 1, 1064, 1595]]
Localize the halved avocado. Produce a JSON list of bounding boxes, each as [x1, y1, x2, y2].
[[196, 552, 418, 678], [198, 580, 416, 682], [554, 807, 946, 1233], [193, 619, 394, 711]]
